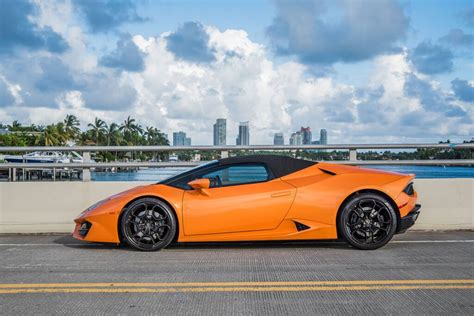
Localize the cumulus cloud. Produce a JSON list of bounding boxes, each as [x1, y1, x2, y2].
[[0, 0, 68, 55], [0, 54, 137, 110], [404, 74, 466, 117], [451, 78, 474, 102], [0, 55, 78, 108], [409, 41, 453, 74], [34, 57, 79, 92], [266, 0, 409, 64], [356, 86, 386, 124], [73, 0, 145, 33], [81, 72, 138, 110], [439, 28, 474, 46], [165, 22, 216, 63], [100, 34, 145, 72], [0, 78, 15, 107]]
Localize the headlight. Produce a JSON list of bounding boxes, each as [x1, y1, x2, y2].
[[77, 191, 126, 218], [77, 199, 106, 218], [87, 199, 106, 211]]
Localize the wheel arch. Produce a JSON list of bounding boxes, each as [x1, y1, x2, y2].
[[117, 195, 180, 243], [335, 189, 401, 239]]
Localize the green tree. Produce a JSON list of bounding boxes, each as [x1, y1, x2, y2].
[[87, 117, 107, 145], [7, 120, 22, 132], [105, 123, 121, 146], [35, 124, 67, 146], [63, 115, 81, 141]]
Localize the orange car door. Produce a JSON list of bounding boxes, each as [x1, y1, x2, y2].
[[182, 165, 296, 236]]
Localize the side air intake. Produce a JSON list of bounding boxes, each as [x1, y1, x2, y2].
[[318, 168, 336, 175], [294, 221, 310, 232]]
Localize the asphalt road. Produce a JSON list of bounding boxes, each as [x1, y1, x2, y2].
[[0, 231, 472, 315]]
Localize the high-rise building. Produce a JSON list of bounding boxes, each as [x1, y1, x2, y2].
[[173, 131, 191, 146], [300, 126, 312, 145], [236, 121, 250, 145], [273, 133, 284, 145], [289, 132, 302, 145], [320, 129, 328, 145], [213, 118, 226, 146], [184, 137, 191, 146]]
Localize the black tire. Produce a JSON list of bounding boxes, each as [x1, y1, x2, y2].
[[338, 193, 397, 250], [120, 198, 177, 251]]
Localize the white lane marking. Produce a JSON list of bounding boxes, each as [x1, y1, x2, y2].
[[392, 240, 474, 243], [0, 240, 472, 247]]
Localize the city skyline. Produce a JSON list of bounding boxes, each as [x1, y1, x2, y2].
[[173, 120, 329, 145]]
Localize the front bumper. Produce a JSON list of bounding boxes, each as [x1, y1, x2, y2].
[[397, 204, 421, 234]]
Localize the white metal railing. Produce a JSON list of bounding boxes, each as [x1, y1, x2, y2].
[[1, 143, 473, 152], [0, 143, 473, 182]]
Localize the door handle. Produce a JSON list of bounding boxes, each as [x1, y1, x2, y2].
[[271, 191, 291, 198]]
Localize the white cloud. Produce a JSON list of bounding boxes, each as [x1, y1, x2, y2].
[[0, 7, 472, 144]]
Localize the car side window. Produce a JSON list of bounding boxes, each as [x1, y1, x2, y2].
[[201, 164, 270, 188]]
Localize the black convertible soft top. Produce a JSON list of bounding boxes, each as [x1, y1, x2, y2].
[[217, 155, 317, 178], [160, 155, 317, 186]]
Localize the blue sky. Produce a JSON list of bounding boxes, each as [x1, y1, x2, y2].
[[0, 0, 472, 144]]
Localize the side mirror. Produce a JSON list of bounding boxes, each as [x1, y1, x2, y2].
[[188, 178, 210, 190]]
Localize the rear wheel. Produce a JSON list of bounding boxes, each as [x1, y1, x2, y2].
[[120, 198, 177, 251], [338, 193, 397, 250]]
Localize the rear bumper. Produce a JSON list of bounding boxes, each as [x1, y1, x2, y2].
[[397, 204, 421, 234]]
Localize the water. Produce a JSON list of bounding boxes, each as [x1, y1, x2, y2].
[[368, 165, 474, 178], [91, 165, 474, 182]]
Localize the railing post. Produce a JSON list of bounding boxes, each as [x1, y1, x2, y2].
[[349, 149, 357, 161], [82, 151, 91, 182], [221, 150, 229, 159]]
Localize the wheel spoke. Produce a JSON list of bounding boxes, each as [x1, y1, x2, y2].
[[126, 219, 138, 225], [353, 207, 364, 218], [157, 224, 170, 230], [346, 222, 358, 228]]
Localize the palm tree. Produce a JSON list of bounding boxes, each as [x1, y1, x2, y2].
[[87, 117, 107, 145], [144, 126, 168, 145], [105, 123, 120, 146], [63, 115, 81, 141], [7, 120, 22, 132], [120, 116, 137, 137], [38, 124, 67, 146], [144, 126, 157, 143]]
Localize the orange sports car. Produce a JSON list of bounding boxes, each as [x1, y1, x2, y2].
[[73, 155, 420, 251]]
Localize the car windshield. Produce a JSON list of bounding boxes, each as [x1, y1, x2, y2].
[[157, 160, 218, 184]]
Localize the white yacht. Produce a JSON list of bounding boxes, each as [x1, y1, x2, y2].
[[4, 151, 81, 163]]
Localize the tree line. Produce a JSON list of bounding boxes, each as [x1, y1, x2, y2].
[[0, 115, 170, 161], [0, 115, 169, 147]]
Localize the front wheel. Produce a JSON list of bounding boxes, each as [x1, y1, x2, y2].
[[338, 193, 397, 250], [120, 198, 177, 251]]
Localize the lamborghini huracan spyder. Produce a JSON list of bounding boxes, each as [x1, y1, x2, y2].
[[73, 155, 421, 251]]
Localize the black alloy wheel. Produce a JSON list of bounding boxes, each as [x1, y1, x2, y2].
[[120, 198, 177, 251], [338, 193, 397, 250]]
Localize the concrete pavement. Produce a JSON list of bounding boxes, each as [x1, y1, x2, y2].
[[0, 231, 472, 315]]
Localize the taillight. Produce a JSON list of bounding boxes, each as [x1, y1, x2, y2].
[[403, 182, 415, 196]]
